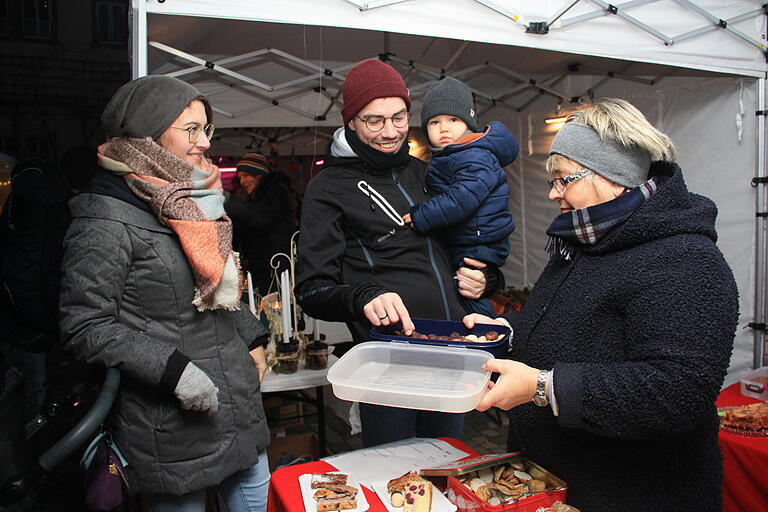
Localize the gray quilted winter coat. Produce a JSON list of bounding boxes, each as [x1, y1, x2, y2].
[[59, 191, 270, 496]]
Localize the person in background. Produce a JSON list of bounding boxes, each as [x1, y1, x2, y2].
[[464, 98, 738, 512], [59, 145, 100, 193], [295, 58, 501, 447], [0, 157, 69, 424], [225, 152, 297, 296], [59, 75, 271, 512], [403, 76, 518, 317]]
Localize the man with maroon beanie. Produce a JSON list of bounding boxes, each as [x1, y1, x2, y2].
[[296, 58, 499, 447]]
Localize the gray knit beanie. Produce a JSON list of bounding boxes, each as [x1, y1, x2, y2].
[[421, 77, 479, 133], [550, 122, 651, 188], [101, 75, 212, 140]]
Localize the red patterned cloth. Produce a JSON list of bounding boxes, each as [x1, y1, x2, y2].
[[716, 383, 768, 512]]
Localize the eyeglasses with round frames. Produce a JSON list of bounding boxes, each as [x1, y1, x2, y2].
[[355, 111, 409, 132], [547, 168, 594, 193], [169, 123, 215, 143]]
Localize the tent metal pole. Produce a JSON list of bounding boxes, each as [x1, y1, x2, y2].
[[545, 0, 581, 27], [443, 41, 470, 72], [130, 0, 147, 78], [588, 0, 672, 44], [673, 0, 766, 51], [558, 0, 655, 28], [166, 49, 271, 79], [342, 0, 410, 10], [670, 8, 766, 46], [149, 41, 273, 91], [755, 77, 767, 369], [472, 0, 523, 23]]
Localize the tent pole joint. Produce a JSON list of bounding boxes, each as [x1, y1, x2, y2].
[[525, 22, 550, 35], [752, 177, 768, 187], [205, 61, 215, 70], [718, 19, 727, 29], [757, 110, 768, 116], [607, 4, 618, 15], [378, 52, 394, 62], [748, 323, 767, 331]]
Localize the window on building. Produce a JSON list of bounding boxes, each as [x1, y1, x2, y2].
[[23, 0, 54, 40], [0, 1, 9, 38], [94, 1, 127, 43]]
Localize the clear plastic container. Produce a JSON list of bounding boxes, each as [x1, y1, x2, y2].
[[327, 341, 493, 413], [740, 366, 768, 400]]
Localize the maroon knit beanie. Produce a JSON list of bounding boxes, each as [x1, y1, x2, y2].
[[341, 59, 411, 124]]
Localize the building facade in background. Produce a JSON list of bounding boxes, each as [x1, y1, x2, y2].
[[0, 0, 129, 164]]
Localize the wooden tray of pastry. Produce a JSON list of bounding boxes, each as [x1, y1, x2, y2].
[[718, 402, 768, 436]]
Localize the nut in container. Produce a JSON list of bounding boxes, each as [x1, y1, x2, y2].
[[420, 453, 569, 512]]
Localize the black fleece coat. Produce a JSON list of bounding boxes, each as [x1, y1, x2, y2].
[[225, 172, 297, 295], [503, 163, 738, 512], [295, 151, 465, 342]]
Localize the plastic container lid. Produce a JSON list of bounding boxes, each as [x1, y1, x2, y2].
[[327, 341, 493, 413]]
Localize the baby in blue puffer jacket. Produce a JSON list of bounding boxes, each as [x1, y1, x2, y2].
[[403, 76, 518, 316]]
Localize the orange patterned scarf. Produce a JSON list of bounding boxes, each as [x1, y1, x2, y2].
[[98, 137, 242, 311]]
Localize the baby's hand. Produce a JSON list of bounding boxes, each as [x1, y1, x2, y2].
[[402, 213, 415, 229]]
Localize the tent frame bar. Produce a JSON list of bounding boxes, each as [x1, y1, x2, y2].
[[755, 77, 767, 369], [342, 0, 411, 10], [672, 0, 766, 51], [669, 7, 767, 46], [130, 0, 147, 79], [473, 0, 523, 23]]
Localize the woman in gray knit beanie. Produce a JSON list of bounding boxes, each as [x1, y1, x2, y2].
[[59, 75, 272, 512], [464, 98, 738, 511]]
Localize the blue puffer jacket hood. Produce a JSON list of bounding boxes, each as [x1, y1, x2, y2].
[[409, 121, 517, 248], [438, 121, 519, 167]]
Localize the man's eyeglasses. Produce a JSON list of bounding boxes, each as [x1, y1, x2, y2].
[[169, 123, 215, 143], [355, 111, 409, 132], [547, 168, 594, 193]]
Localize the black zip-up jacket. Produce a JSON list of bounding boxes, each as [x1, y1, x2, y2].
[[295, 129, 465, 341]]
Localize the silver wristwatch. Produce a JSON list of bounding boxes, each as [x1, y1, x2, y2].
[[532, 369, 549, 407]]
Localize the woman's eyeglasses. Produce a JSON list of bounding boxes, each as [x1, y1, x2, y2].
[[547, 169, 594, 193], [169, 123, 215, 143], [355, 111, 410, 132]]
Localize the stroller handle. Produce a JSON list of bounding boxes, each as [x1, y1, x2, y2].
[[37, 368, 120, 472]]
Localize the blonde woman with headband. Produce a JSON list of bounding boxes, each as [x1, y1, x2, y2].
[[463, 99, 738, 511]]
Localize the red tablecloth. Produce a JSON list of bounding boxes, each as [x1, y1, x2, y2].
[[267, 438, 479, 512], [716, 382, 768, 512]]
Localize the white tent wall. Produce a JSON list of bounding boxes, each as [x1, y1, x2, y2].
[[493, 76, 759, 384]]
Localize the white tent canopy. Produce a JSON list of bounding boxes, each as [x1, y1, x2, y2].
[[131, 0, 767, 383]]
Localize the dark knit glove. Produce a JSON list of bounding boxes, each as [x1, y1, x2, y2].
[[480, 265, 505, 299]]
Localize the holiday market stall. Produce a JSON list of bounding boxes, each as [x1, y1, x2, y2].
[[129, 1, 768, 510]]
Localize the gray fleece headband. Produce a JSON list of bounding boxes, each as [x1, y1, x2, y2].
[[550, 122, 651, 188]]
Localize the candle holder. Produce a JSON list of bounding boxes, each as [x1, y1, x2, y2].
[[274, 340, 299, 374], [304, 341, 329, 370]]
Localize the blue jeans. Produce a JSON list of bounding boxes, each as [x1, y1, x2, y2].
[[359, 403, 464, 447], [150, 450, 270, 512]]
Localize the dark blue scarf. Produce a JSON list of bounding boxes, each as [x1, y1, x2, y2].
[[546, 177, 661, 260]]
